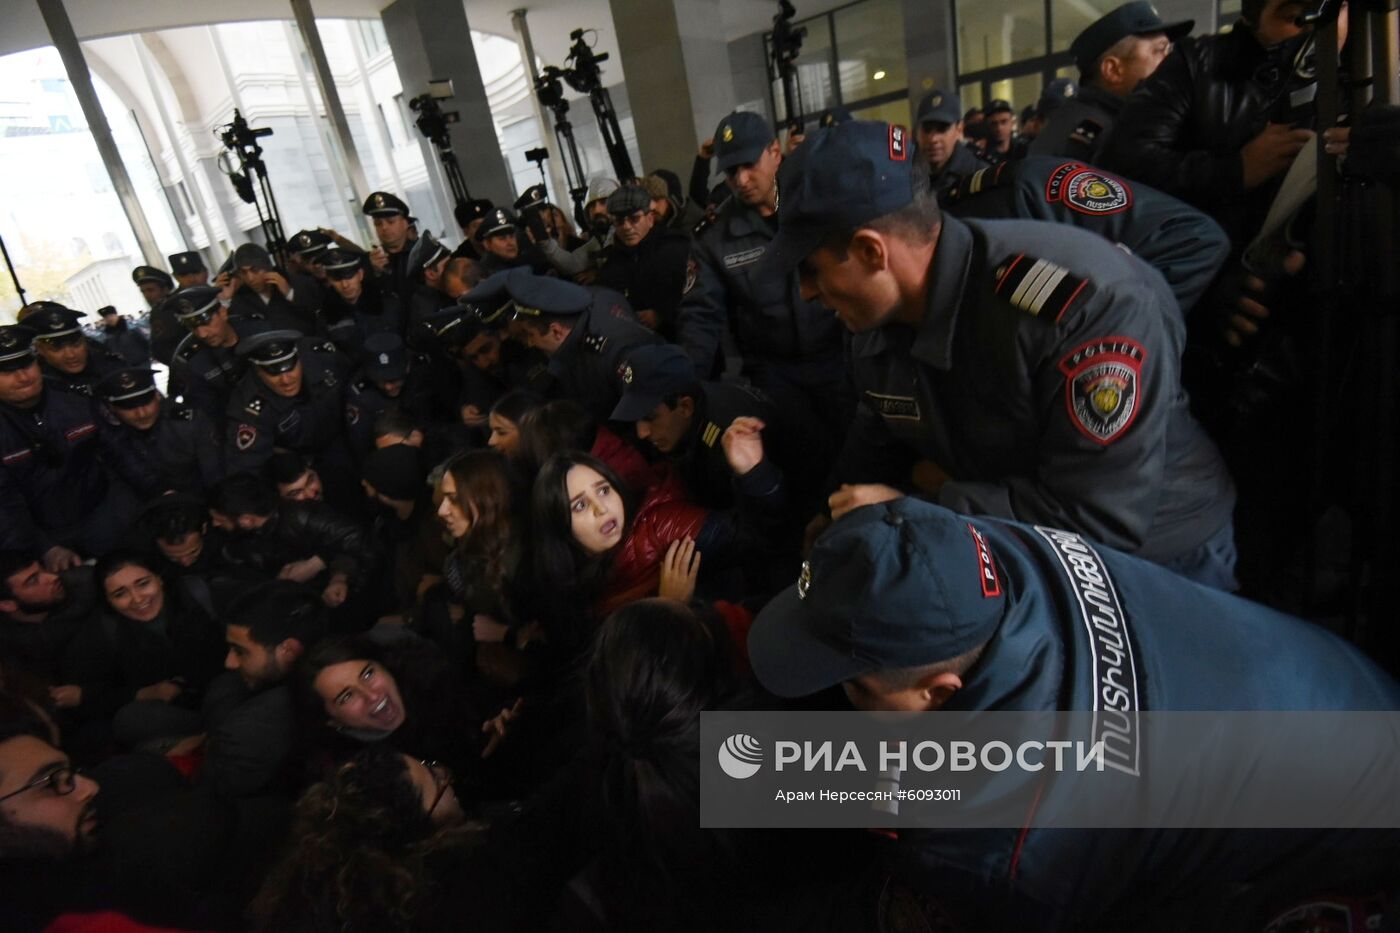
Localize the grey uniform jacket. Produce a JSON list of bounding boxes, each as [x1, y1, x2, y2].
[[1028, 85, 1124, 163], [834, 215, 1235, 565]]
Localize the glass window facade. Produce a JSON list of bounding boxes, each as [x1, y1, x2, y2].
[[768, 0, 909, 126], [955, 0, 1047, 72]]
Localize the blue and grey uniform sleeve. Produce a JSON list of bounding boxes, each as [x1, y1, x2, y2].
[[676, 235, 729, 377]]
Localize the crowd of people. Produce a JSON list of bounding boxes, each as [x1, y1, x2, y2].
[[3, 0, 1400, 929]]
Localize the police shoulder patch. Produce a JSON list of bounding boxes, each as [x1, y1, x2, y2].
[[172, 406, 195, 422], [1057, 337, 1147, 445], [584, 334, 608, 353], [993, 253, 1091, 323], [235, 423, 258, 451], [1068, 118, 1104, 149], [1048, 165, 1131, 216], [244, 397, 264, 416]]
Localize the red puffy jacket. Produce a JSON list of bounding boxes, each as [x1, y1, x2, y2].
[[590, 424, 669, 494], [594, 475, 706, 617]]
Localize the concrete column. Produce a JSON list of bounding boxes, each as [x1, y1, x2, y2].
[[345, 22, 407, 197], [611, 0, 734, 176], [510, 9, 574, 204], [37, 0, 162, 266], [281, 21, 363, 238], [380, 0, 516, 210], [904, 0, 958, 113]]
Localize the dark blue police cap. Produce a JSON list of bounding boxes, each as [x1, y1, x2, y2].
[[132, 265, 174, 289], [455, 198, 495, 227], [714, 110, 775, 172], [475, 208, 518, 242], [363, 191, 411, 218], [764, 119, 917, 275], [26, 306, 86, 342], [419, 307, 484, 349], [168, 251, 205, 275], [984, 98, 1014, 116], [1038, 77, 1078, 115], [917, 89, 963, 126], [0, 325, 38, 371], [460, 267, 527, 324], [320, 248, 363, 281], [406, 231, 450, 279], [164, 286, 222, 328], [1072, 1, 1192, 75], [507, 272, 591, 319], [237, 329, 303, 374], [97, 367, 158, 408], [610, 344, 701, 422], [513, 184, 549, 213], [363, 332, 409, 382], [288, 230, 333, 259], [748, 497, 1007, 697]]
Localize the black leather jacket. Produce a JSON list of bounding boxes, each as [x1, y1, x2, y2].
[[1099, 25, 1310, 243]]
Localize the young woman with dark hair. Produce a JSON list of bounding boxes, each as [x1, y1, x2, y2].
[[486, 389, 543, 461], [517, 398, 664, 495], [60, 551, 225, 749]]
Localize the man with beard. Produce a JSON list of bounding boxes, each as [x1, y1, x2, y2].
[[97, 367, 223, 494], [363, 191, 418, 308], [0, 551, 98, 701], [203, 581, 325, 799], [595, 184, 691, 339], [319, 247, 402, 361], [25, 305, 125, 399]]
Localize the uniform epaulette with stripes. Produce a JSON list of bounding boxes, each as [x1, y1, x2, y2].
[[947, 161, 1013, 204], [700, 422, 722, 448], [992, 254, 1091, 323]]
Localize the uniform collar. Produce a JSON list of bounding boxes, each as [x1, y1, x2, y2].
[[1077, 84, 1125, 115], [547, 314, 588, 377], [724, 200, 776, 240], [910, 215, 974, 371]]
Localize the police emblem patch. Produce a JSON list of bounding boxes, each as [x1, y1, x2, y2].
[[1057, 337, 1146, 445], [684, 258, 699, 295], [1061, 168, 1131, 216], [797, 560, 812, 600], [967, 523, 1002, 598], [622, 364, 634, 385], [888, 124, 908, 161], [235, 424, 257, 451], [722, 125, 734, 142]]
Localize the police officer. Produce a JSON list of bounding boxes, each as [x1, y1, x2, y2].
[[132, 265, 180, 365], [595, 184, 692, 339], [319, 247, 402, 361], [225, 330, 353, 475], [96, 367, 223, 494], [167, 286, 265, 420], [97, 305, 150, 366], [435, 308, 549, 440], [1034, 2, 1191, 162], [24, 305, 125, 398], [769, 120, 1236, 588], [0, 326, 148, 562], [451, 198, 495, 259], [915, 89, 987, 197], [228, 243, 319, 336], [942, 155, 1228, 315], [403, 231, 454, 332], [287, 229, 335, 278], [980, 99, 1017, 164], [677, 110, 847, 444], [343, 332, 436, 458], [474, 207, 530, 277], [362, 191, 418, 309], [748, 496, 1400, 931], [467, 269, 662, 425], [169, 251, 209, 289], [1009, 77, 1076, 159]]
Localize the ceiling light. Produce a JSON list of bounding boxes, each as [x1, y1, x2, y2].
[[873, 70, 887, 80]]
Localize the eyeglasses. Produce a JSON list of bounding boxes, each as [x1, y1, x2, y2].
[[0, 764, 80, 804], [420, 759, 453, 815], [612, 210, 651, 228]]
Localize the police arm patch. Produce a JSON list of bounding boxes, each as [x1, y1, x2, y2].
[[1059, 167, 1131, 216], [1057, 337, 1146, 445], [993, 254, 1090, 321], [235, 423, 258, 451], [684, 258, 699, 295]]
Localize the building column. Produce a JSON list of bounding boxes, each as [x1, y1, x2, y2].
[[380, 0, 516, 213], [37, 0, 162, 266], [610, 0, 734, 177], [510, 9, 575, 203]]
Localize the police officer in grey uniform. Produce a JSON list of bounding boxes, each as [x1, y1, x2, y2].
[[767, 120, 1237, 589], [224, 330, 353, 475], [915, 89, 987, 197], [25, 306, 125, 398], [96, 367, 224, 494], [1032, 1, 1192, 162], [0, 326, 148, 561], [466, 269, 662, 425], [677, 110, 847, 445], [167, 286, 267, 420], [942, 156, 1228, 315]]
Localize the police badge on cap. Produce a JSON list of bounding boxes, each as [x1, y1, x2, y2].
[[237, 329, 303, 374], [475, 208, 518, 242], [98, 367, 158, 409], [0, 325, 38, 371], [362, 191, 410, 218]]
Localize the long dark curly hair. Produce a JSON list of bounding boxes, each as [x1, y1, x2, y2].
[[251, 745, 479, 932], [439, 450, 515, 603]]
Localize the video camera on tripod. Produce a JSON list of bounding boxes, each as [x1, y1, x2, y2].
[[408, 80, 475, 220], [770, 0, 807, 121], [216, 109, 288, 264]]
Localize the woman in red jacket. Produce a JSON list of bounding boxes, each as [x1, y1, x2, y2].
[[517, 399, 666, 495]]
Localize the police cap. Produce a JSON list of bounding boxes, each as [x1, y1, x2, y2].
[[16, 300, 69, 323], [1037, 77, 1078, 116], [288, 229, 334, 260], [513, 184, 549, 213], [168, 251, 206, 276], [164, 286, 223, 329], [26, 306, 86, 344], [132, 265, 174, 290], [237, 329, 303, 374], [454, 198, 495, 228], [406, 231, 451, 279], [984, 98, 1014, 116], [320, 248, 364, 281], [610, 344, 700, 422], [97, 367, 158, 408], [419, 307, 485, 350], [748, 497, 1007, 698], [0, 325, 38, 371], [916, 89, 963, 126], [475, 208, 518, 242], [1072, 1, 1192, 76], [363, 332, 410, 383], [98, 305, 119, 318], [506, 272, 591, 320], [459, 267, 525, 324], [714, 110, 775, 173], [764, 119, 917, 275], [363, 191, 411, 218]]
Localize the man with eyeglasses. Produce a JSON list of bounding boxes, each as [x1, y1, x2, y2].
[[595, 184, 692, 338], [1034, 2, 1192, 162]]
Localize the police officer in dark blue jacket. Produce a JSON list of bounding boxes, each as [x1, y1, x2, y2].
[[25, 306, 125, 398], [768, 120, 1236, 589], [677, 110, 847, 442], [167, 286, 267, 420], [319, 247, 402, 362], [343, 332, 437, 458], [97, 367, 224, 494], [915, 89, 987, 197], [464, 268, 662, 425], [942, 155, 1229, 315], [0, 326, 148, 562]]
